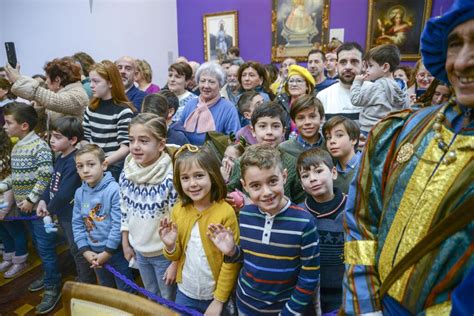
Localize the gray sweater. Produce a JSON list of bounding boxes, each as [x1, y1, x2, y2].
[[350, 77, 408, 133]]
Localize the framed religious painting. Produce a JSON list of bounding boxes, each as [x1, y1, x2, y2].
[[366, 0, 432, 61], [203, 11, 239, 62], [271, 0, 330, 62]]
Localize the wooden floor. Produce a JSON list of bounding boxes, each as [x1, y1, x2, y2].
[[0, 244, 73, 316]]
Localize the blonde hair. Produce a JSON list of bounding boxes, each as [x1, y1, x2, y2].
[[75, 144, 106, 163], [136, 59, 153, 83]]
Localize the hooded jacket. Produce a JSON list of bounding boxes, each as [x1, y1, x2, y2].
[[72, 171, 122, 254]]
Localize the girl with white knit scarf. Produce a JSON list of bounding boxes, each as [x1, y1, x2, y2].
[[120, 113, 178, 300]]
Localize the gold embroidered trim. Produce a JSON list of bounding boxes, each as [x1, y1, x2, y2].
[[344, 240, 377, 266], [378, 127, 472, 301], [425, 301, 451, 316]]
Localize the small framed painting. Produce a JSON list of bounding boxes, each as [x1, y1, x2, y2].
[[272, 0, 330, 62], [203, 11, 239, 62], [366, 0, 432, 61]]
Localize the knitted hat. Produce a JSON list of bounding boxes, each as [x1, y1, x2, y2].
[[284, 64, 316, 95], [421, 0, 474, 84]]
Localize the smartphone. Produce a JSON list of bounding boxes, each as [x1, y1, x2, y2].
[[5, 42, 17, 68], [415, 88, 427, 99]]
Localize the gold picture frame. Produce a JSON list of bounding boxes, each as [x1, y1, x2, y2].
[[203, 11, 239, 62], [366, 0, 432, 61], [271, 0, 330, 62]]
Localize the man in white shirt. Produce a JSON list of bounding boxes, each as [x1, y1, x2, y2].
[[317, 42, 372, 124]]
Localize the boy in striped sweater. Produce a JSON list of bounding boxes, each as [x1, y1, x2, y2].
[[208, 144, 320, 315]]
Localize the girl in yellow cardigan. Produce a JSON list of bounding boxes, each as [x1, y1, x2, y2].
[[160, 145, 240, 315]]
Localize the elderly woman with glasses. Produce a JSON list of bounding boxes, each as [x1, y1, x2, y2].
[[276, 64, 316, 134], [180, 62, 241, 145]]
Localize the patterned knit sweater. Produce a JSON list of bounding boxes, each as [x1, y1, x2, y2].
[[299, 188, 346, 312], [0, 131, 53, 204], [119, 153, 177, 257]]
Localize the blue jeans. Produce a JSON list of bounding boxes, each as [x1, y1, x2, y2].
[[135, 252, 176, 300], [58, 218, 96, 284], [0, 221, 28, 256], [175, 289, 213, 313], [24, 215, 61, 287], [93, 248, 136, 294]]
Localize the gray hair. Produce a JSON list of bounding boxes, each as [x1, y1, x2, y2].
[[196, 62, 227, 88]]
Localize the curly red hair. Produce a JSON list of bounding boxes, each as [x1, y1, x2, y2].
[[44, 57, 82, 87]]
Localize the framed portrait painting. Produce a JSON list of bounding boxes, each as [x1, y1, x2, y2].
[[203, 11, 238, 62], [366, 0, 432, 61], [272, 0, 330, 62]]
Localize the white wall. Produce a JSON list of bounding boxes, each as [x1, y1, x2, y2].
[[0, 0, 178, 86]]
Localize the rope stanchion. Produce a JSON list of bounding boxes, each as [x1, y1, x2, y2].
[[0, 214, 202, 315], [2, 215, 40, 221], [104, 263, 203, 316]]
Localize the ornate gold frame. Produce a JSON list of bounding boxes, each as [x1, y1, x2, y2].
[[203, 11, 239, 62], [366, 0, 432, 61], [271, 0, 330, 62]]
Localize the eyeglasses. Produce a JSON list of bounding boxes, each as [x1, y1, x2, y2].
[[174, 144, 200, 158], [287, 78, 306, 85]]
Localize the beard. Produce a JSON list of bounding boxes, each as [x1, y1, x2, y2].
[[339, 71, 356, 85], [228, 80, 240, 90], [122, 76, 133, 89]]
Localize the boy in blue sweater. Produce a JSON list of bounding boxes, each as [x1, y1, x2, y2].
[[72, 144, 135, 293], [297, 148, 347, 315], [209, 144, 320, 315], [36, 117, 96, 304]]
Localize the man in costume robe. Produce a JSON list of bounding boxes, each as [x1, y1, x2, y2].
[[342, 0, 474, 314]]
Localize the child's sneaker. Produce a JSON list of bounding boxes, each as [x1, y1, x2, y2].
[[4, 254, 28, 278], [35, 285, 61, 314], [0, 252, 14, 272], [28, 277, 45, 292]]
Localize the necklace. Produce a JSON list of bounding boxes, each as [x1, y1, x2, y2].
[[396, 100, 473, 165], [432, 99, 474, 165], [432, 103, 457, 165]]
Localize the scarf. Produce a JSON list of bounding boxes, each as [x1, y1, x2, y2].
[[183, 94, 220, 133], [123, 152, 172, 185]]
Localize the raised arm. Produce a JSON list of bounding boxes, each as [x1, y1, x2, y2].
[[12, 76, 88, 117]]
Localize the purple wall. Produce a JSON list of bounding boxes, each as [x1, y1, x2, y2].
[[177, 0, 454, 64]]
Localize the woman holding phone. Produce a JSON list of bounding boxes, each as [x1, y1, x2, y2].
[[5, 57, 89, 129]]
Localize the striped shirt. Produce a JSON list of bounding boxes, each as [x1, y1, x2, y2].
[[227, 201, 320, 315], [83, 99, 133, 156]]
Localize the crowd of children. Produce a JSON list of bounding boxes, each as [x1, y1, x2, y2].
[[0, 93, 364, 315], [0, 39, 429, 316]]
